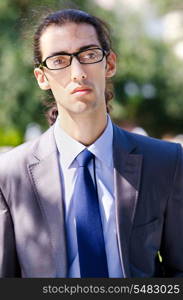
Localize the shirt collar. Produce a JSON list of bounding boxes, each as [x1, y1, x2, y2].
[[88, 116, 113, 168], [54, 115, 113, 169]]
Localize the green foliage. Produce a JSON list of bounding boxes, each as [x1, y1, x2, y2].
[[112, 32, 183, 137], [155, 0, 183, 14], [110, 9, 183, 137], [0, 127, 23, 146]]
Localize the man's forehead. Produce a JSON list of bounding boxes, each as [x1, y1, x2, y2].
[[40, 23, 100, 56]]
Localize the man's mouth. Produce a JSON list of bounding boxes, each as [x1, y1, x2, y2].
[[71, 86, 92, 94]]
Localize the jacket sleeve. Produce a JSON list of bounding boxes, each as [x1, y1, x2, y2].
[[0, 190, 21, 277], [161, 144, 183, 277]]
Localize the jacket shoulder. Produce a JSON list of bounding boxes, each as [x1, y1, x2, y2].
[[113, 124, 182, 169], [114, 124, 181, 153], [0, 126, 55, 175]]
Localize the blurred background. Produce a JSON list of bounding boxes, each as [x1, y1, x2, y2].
[[1, 0, 183, 152]]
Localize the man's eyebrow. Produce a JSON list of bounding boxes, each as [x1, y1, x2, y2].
[[48, 44, 100, 57], [78, 44, 100, 51]]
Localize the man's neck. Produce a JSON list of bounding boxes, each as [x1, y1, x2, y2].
[[58, 111, 108, 146]]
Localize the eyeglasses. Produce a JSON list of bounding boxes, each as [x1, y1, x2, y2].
[[39, 47, 108, 70]]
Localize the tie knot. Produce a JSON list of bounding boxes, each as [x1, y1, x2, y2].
[[76, 149, 94, 167]]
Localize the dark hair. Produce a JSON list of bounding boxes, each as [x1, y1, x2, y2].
[[34, 9, 114, 125]]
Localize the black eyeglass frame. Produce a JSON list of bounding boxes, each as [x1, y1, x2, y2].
[[38, 47, 109, 70]]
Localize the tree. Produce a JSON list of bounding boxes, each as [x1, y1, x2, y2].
[[1, 0, 183, 145], [110, 2, 183, 137]]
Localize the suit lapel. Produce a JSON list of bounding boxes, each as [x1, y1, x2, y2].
[[113, 125, 143, 277], [28, 127, 67, 277]]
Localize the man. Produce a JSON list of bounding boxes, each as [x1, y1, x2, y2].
[[0, 9, 183, 278]]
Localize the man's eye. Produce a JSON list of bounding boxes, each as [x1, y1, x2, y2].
[[84, 51, 96, 59], [53, 57, 66, 65]]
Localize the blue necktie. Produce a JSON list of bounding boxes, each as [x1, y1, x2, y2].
[[74, 149, 108, 277]]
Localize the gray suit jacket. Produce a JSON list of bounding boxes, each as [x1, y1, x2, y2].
[[0, 123, 183, 277]]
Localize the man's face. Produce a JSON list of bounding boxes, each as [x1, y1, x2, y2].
[[34, 22, 116, 117]]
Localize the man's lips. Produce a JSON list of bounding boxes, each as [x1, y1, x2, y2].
[[71, 87, 92, 94]]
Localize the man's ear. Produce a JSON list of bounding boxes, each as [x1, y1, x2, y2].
[[34, 68, 50, 90], [105, 51, 116, 78]]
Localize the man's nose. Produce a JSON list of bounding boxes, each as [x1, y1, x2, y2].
[[70, 57, 87, 81]]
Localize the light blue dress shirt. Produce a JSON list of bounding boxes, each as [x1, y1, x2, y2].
[[54, 115, 123, 277]]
